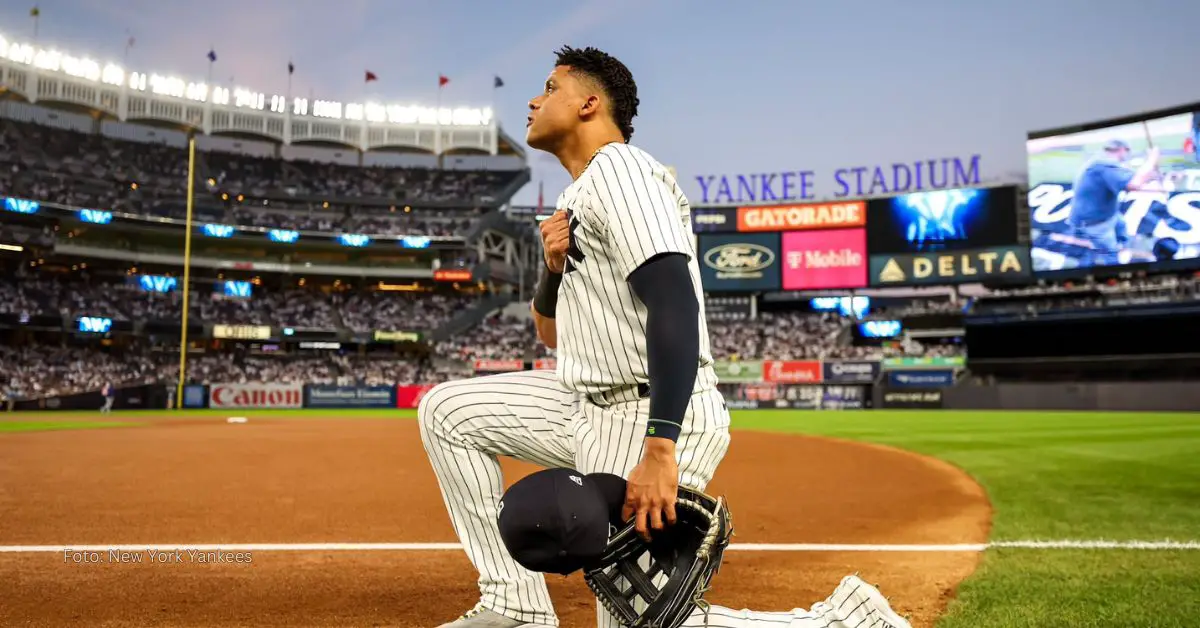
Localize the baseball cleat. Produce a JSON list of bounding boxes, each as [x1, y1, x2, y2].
[[435, 604, 544, 628], [818, 574, 912, 628]]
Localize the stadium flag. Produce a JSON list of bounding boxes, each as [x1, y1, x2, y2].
[[494, 75, 504, 88], [206, 48, 217, 63], [365, 70, 377, 82], [30, 5, 39, 39], [288, 61, 294, 75], [439, 74, 450, 87], [30, 5, 39, 16]]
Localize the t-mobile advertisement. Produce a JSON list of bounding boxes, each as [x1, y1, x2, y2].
[[781, 228, 868, 289]]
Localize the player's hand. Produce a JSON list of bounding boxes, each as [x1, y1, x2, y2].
[[540, 211, 569, 273], [622, 438, 678, 542]]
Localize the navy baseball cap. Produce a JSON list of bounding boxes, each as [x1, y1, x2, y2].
[[496, 468, 629, 575]]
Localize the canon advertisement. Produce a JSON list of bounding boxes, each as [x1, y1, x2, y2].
[[823, 360, 881, 383], [781, 228, 868, 290], [697, 232, 782, 292], [209, 383, 304, 409]]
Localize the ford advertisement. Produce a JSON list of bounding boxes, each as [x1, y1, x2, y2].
[[697, 232, 782, 292]]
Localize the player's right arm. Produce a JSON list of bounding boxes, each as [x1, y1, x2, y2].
[[531, 211, 569, 349]]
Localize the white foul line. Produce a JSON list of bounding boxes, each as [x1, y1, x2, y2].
[[1, 540, 1198, 553]]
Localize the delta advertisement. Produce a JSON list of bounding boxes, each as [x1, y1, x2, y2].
[[869, 245, 1030, 287], [209, 383, 304, 409], [782, 228, 868, 290], [1027, 104, 1200, 273], [305, 385, 397, 409], [823, 360, 881, 383], [887, 370, 957, 388]]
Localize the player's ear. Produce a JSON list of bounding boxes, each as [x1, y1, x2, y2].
[[579, 94, 600, 120]]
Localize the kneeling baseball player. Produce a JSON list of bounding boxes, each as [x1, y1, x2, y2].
[[419, 45, 910, 627]]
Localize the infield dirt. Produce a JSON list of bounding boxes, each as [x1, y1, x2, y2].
[[0, 417, 992, 627]]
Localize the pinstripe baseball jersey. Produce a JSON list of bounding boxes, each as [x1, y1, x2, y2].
[[553, 142, 718, 395]]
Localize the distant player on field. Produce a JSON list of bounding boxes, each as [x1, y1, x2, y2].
[[419, 46, 909, 628], [1067, 139, 1162, 265]]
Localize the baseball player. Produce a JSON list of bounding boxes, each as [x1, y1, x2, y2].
[[100, 381, 115, 413], [1066, 139, 1162, 265], [419, 46, 909, 628]]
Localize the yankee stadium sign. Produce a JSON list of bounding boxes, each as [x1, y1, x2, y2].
[[694, 155, 982, 204]]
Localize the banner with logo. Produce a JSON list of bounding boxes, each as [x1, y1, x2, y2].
[[865, 186, 1019, 255], [869, 245, 1030, 287], [782, 228, 868, 289], [822, 360, 881, 383], [373, 330, 423, 343], [305, 385, 397, 409], [719, 383, 823, 409], [762, 360, 822, 384], [737, 201, 866, 232], [882, 356, 965, 369], [713, 360, 764, 383], [690, 207, 737, 232], [209, 383, 303, 409], [533, 358, 557, 371], [182, 384, 208, 408], [697, 232, 781, 292], [396, 384, 437, 409], [473, 359, 525, 373], [822, 385, 868, 409], [212, 324, 272, 340], [888, 370, 956, 387], [433, 268, 474, 282], [880, 388, 944, 409]]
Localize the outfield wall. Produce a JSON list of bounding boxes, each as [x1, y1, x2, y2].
[[940, 382, 1200, 412]]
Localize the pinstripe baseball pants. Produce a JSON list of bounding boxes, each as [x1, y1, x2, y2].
[[420, 370, 882, 628]]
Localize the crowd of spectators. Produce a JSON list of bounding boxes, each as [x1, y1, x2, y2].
[[338, 291, 474, 332], [434, 312, 536, 362], [0, 117, 518, 237], [0, 344, 166, 400]]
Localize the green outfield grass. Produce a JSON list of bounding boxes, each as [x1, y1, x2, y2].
[[5, 407, 1198, 626]]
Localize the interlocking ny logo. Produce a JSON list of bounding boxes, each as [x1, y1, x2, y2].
[[569, 475, 583, 486], [899, 188, 977, 249], [565, 213, 586, 273]]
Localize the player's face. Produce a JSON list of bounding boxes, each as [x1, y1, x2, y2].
[[527, 66, 585, 151]]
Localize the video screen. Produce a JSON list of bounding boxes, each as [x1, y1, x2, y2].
[[866, 186, 1018, 254], [1027, 103, 1200, 272]]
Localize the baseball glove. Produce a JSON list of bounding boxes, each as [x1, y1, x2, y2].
[[582, 485, 734, 628]]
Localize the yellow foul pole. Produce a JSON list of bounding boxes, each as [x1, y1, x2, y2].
[[175, 134, 197, 409]]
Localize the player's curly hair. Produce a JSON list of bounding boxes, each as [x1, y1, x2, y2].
[[554, 46, 639, 143]]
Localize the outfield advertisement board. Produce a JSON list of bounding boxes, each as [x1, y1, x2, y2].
[[304, 385, 397, 409], [822, 360, 880, 383], [880, 388, 944, 409], [209, 383, 303, 409], [762, 360, 823, 384], [887, 370, 956, 387], [713, 360, 764, 383], [396, 384, 437, 409], [719, 383, 866, 409]]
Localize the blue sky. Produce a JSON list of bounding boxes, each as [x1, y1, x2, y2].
[[3, 0, 1198, 207]]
